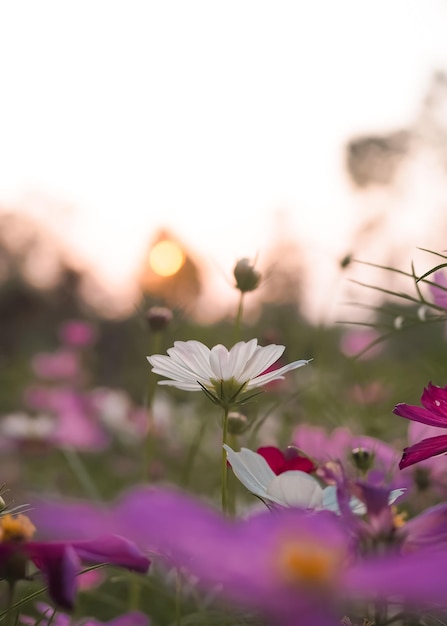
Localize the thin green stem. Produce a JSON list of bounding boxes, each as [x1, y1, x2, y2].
[[181, 418, 208, 487], [5, 582, 15, 626], [128, 572, 141, 611], [145, 331, 163, 480], [233, 292, 245, 343], [146, 332, 163, 410], [61, 447, 102, 501], [221, 408, 230, 514], [227, 433, 237, 517], [175, 569, 182, 626]]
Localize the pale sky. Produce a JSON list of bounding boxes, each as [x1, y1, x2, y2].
[[1, 0, 447, 321]]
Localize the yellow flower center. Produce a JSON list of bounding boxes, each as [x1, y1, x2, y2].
[[276, 536, 343, 588], [0, 514, 36, 542], [391, 506, 407, 529]]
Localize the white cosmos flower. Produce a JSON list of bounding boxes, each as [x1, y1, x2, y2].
[[147, 339, 310, 407], [224, 445, 404, 513]]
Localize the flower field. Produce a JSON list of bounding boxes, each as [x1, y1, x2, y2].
[[2, 252, 447, 626]]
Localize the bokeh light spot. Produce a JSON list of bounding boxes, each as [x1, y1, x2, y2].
[[149, 240, 185, 277]]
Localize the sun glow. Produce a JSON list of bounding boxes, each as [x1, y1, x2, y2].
[[149, 240, 186, 277]]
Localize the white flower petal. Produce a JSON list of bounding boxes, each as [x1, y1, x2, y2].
[[389, 488, 406, 504], [148, 356, 205, 384], [322, 487, 366, 515], [224, 445, 276, 498], [241, 344, 285, 381], [209, 345, 232, 380], [157, 380, 203, 390], [229, 339, 259, 380], [265, 470, 324, 508], [147, 339, 310, 399], [169, 341, 214, 379], [246, 359, 310, 389]]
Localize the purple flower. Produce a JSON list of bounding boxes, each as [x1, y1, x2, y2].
[[28, 487, 447, 626], [394, 382, 447, 468], [0, 513, 150, 610]]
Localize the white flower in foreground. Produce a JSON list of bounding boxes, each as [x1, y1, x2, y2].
[[147, 339, 310, 409], [224, 445, 404, 513]]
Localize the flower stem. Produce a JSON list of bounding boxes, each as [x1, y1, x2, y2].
[[128, 572, 141, 611], [221, 408, 230, 514], [182, 418, 208, 487], [5, 582, 15, 626], [227, 432, 237, 516], [61, 446, 102, 501], [175, 569, 182, 626], [233, 292, 245, 343], [144, 331, 163, 479]]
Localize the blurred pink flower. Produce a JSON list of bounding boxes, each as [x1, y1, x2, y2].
[[429, 270, 447, 310], [346, 381, 389, 405], [77, 567, 105, 590], [23, 388, 109, 451], [31, 350, 81, 381], [49, 389, 109, 451], [90, 388, 149, 441], [340, 329, 382, 360], [23, 385, 55, 411], [293, 424, 404, 487], [58, 319, 97, 348]]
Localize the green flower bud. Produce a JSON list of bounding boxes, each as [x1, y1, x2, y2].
[[234, 258, 261, 293], [146, 306, 173, 332], [340, 254, 352, 269], [350, 447, 375, 473], [227, 412, 249, 435]]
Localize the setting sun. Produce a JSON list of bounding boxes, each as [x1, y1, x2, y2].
[[148, 240, 186, 277]]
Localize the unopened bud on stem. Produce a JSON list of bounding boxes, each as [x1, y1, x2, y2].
[[234, 258, 261, 293]]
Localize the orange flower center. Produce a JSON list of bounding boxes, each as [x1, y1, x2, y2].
[[0, 514, 36, 542], [392, 506, 407, 529], [276, 536, 343, 588]]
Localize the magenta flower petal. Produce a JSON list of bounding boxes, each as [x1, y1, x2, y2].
[[399, 434, 447, 469], [393, 403, 447, 428], [71, 535, 150, 573], [257, 446, 315, 475], [29, 499, 111, 541], [403, 501, 447, 552], [256, 446, 286, 474], [421, 382, 447, 416], [28, 543, 81, 610]]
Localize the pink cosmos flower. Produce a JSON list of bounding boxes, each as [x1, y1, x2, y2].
[[0, 513, 149, 610], [293, 424, 402, 486], [27, 487, 447, 626], [339, 329, 383, 359], [47, 389, 109, 451], [58, 320, 97, 348], [429, 270, 447, 310], [31, 350, 81, 382], [396, 421, 447, 499], [394, 382, 447, 468]]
